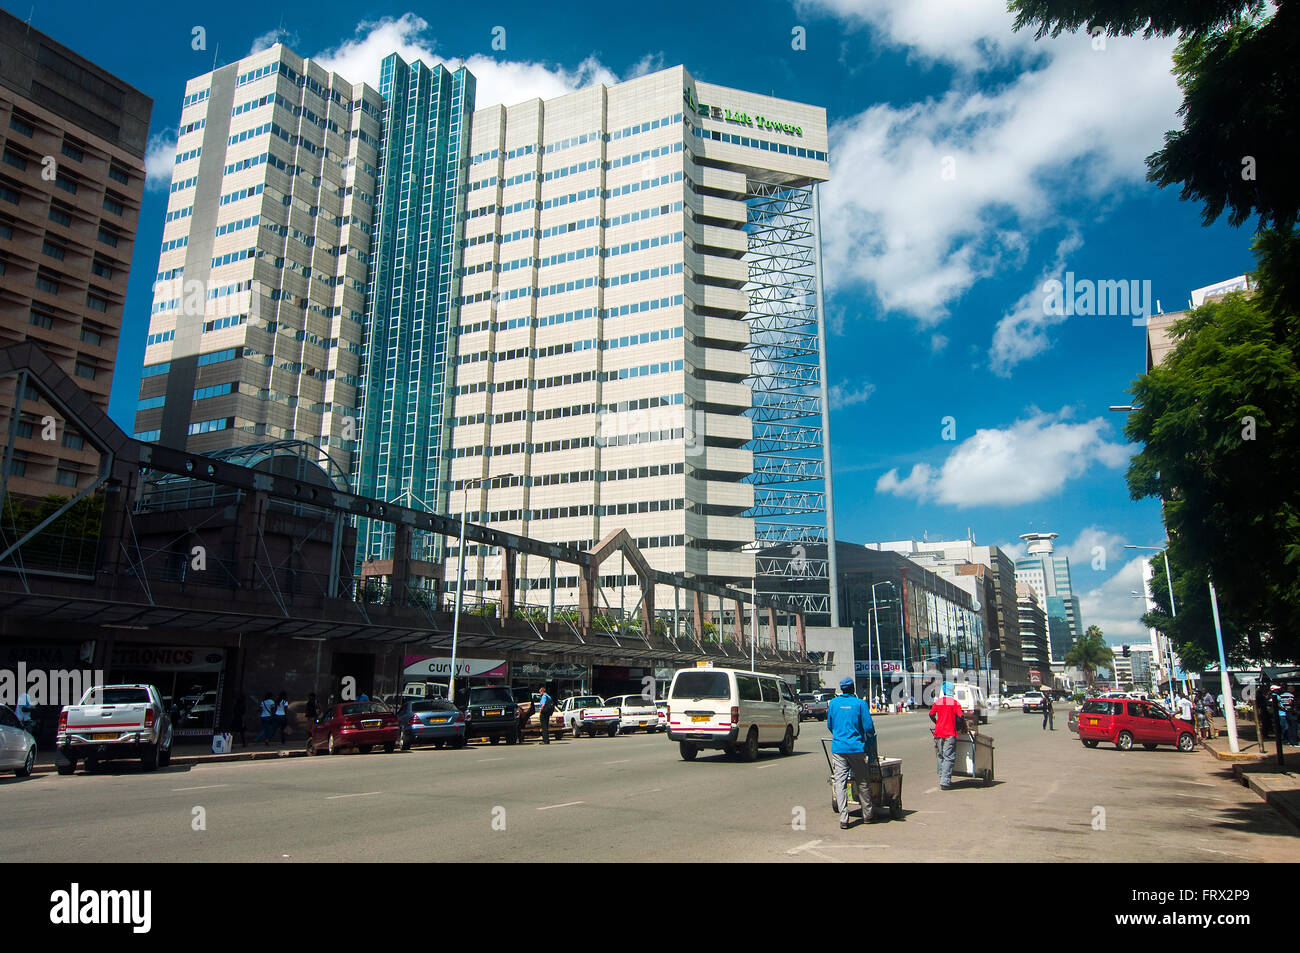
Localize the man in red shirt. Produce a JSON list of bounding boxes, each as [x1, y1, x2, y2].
[[929, 682, 964, 790]]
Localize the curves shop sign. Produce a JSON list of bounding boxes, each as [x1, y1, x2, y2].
[[684, 86, 803, 137]]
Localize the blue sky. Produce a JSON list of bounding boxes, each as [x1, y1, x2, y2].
[[26, 0, 1256, 643]]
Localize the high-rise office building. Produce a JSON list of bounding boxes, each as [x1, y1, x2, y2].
[[0, 10, 151, 496], [354, 55, 474, 562], [134, 45, 381, 474], [1016, 581, 1050, 676], [1015, 531, 1083, 662], [446, 67, 835, 622]]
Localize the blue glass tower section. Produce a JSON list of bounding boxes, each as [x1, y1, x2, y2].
[[355, 56, 474, 561]]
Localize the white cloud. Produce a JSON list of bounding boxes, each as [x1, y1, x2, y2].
[[988, 230, 1082, 375], [144, 130, 177, 191], [829, 379, 876, 409], [312, 14, 618, 108], [249, 29, 300, 57], [1060, 524, 1127, 576], [805, 0, 1180, 324], [875, 408, 1129, 507], [1077, 555, 1149, 642]]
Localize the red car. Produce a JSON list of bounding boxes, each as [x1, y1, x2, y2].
[[307, 701, 400, 755], [1076, 698, 1196, 752]]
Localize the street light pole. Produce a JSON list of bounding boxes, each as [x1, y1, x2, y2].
[[870, 580, 894, 710], [1207, 579, 1239, 753], [1126, 544, 1180, 706]]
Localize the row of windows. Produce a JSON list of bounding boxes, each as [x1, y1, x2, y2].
[[6, 113, 132, 183], [221, 183, 265, 206], [188, 417, 233, 435], [688, 123, 827, 162]]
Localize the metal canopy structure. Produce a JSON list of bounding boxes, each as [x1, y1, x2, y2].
[[0, 342, 812, 670], [742, 181, 835, 623]]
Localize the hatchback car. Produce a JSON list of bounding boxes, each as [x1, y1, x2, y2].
[[307, 701, 400, 755], [397, 698, 466, 750], [1076, 698, 1196, 752], [0, 704, 37, 777]]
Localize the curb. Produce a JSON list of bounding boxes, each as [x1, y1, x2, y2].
[[32, 748, 309, 774], [1230, 764, 1300, 832]]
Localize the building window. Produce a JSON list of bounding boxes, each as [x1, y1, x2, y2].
[[54, 176, 77, 195], [35, 275, 59, 295], [108, 165, 129, 185], [8, 456, 26, 477], [61, 141, 84, 162], [102, 195, 124, 216], [97, 227, 118, 247], [8, 115, 34, 136], [80, 326, 102, 346], [133, 430, 160, 442], [42, 240, 65, 260], [91, 259, 113, 279], [74, 362, 96, 380], [49, 205, 72, 227], [29, 310, 53, 330], [85, 294, 108, 313], [61, 432, 84, 450], [16, 421, 33, 439], [55, 469, 78, 487], [2, 150, 27, 171], [0, 185, 18, 204]]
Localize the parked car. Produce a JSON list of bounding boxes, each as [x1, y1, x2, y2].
[[456, 685, 522, 745], [1067, 706, 1080, 733], [655, 700, 668, 731], [952, 683, 989, 725], [1076, 698, 1197, 752], [307, 701, 400, 754], [0, 704, 37, 777], [666, 666, 800, 762], [558, 695, 620, 737], [56, 684, 173, 774], [519, 698, 568, 740], [1022, 691, 1046, 712], [396, 698, 466, 750], [798, 693, 828, 721], [1002, 693, 1022, 709], [606, 694, 661, 733]]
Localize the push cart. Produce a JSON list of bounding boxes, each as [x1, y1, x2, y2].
[[950, 731, 995, 785], [820, 739, 903, 820]]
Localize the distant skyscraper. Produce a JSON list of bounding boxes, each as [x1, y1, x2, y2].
[[134, 45, 382, 476], [354, 55, 475, 562], [1015, 531, 1083, 662], [0, 9, 151, 496]]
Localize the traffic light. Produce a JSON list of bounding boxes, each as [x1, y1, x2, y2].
[[1122, 645, 1130, 657]]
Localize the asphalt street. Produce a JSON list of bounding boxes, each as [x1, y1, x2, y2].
[[1, 707, 1293, 862]]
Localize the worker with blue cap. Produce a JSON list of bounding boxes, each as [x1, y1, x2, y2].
[[827, 676, 878, 828]]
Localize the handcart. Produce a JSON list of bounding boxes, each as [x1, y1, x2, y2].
[[950, 730, 995, 785], [820, 738, 903, 820]]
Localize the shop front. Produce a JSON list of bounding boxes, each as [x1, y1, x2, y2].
[[511, 660, 589, 701], [108, 644, 228, 737], [401, 656, 508, 697], [593, 665, 655, 700]]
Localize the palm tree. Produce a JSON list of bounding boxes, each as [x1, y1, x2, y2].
[[1064, 625, 1114, 688]]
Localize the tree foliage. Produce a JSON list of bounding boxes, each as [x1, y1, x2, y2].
[[1009, 0, 1299, 230], [1065, 625, 1116, 684]]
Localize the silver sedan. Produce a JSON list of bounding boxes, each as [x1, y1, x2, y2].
[[0, 705, 37, 777]]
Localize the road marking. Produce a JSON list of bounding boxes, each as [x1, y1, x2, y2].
[[1197, 846, 1249, 859], [1178, 779, 1215, 786], [756, 763, 779, 769], [172, 784, 229, 792], [325, 791, 382, 800], [538, 801, 584, 811], [477, 757, 505, 763], [603, 759, 631, 765], [1173, 792, 1224, 800]]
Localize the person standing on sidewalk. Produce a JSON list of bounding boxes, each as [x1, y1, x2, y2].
[[254, 692, 275, 744], [273, 691, 289, 743], [538, 685, 556, 744], [1042, 692, 1054, 730], [827, 677, 877, 828], [930, 682, 964, 790]]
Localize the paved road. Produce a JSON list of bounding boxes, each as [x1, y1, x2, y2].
[[1, 708, 1292, 862]]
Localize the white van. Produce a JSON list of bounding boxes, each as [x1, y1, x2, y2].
[[666, 666, 800, 761], [951, 683, 988, 724]]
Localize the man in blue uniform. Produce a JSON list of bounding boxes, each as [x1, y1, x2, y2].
[[827, 677, 878, 829]]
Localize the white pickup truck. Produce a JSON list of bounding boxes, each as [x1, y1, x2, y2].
[[558, 695, 621, 738], [56, 684, 174, 774]]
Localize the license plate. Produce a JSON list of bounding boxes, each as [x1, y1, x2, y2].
[[1087, 719, 1099, 725], [360, 719, 381, 728], [430, 717, 449, 723], [485, 709, 502, 717], [92, 732, 117, 740], [690, 715, 710, 723]]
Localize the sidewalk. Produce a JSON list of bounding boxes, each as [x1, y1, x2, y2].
[[1201, 717, 1300, 832], [31, 738, 308, 774]]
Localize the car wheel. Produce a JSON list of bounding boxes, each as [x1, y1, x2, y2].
[[723, 744, 738, 759], [1142, 742, 1158, 750], [490, 735, 500, 745], [433, 739, 445, 749], [779, 726, 795, 756], [450, 736, 466, 749], [57, 759, 76, 775], [740, 727, 759, 762], [306, 737, 318, 756], [328, 733, 340, 755], [506, 730, 517, 745], [1116, 731, 1134, 751], [158, 739, 172, 767], [606, 725, 618, 738], [679, 741, 698, 761], [383, 741, 396, 753], [1178, 732, 1195, 752], [16, 746, 35, 777], [357, 744, 373, 754], [1082, 739, 1099, 748], [141, 742, 160, 771]]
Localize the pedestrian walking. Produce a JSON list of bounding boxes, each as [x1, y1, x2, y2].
[[230, 693, 247, 747], [1280, 685, 1298, 746], [254, 692, 275, 744], [305, 692, 318, 726], [273, 691, 289, 742], [1042, 691, 1054, 730], [930, 683, 964, 790], [827, 677, 877, 828], [538, 685, 556, 744]]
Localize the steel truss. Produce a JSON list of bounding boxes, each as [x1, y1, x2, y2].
[[742, 182, 831, 606]]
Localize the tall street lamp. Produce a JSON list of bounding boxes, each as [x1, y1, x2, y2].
[[449, 472, 517, 703], [1125, 544, 1180, 702], [870, 580, 895, 708]]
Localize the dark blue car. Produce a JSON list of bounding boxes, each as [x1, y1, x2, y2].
[[397, 698, 466, 750]]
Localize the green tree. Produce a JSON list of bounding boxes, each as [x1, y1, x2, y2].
[[1065, 625, 1115, 686], [1125, 232, 1300, 662], [1009, 0, 1300, 230]]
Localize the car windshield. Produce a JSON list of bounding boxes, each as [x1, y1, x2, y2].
[[340, 703, 386, 717], [469, 687, 514, 705], [83, 687, 150, 705], [1081, 700, 1121, 715], [411, 700, 457, 713], [672, 672, 731, 700], [571, 696, 604, 707]]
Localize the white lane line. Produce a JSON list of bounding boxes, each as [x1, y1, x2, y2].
[[172, 784, 229, 792], [1179, 780, 1215, 786], [325, 791, 382, 800], [603, 759, 631, 765], [756, 763, 778, 769], [537, 800, 584, 811], [1173, 792, 1225, 800], [477, 757, 505, 762]]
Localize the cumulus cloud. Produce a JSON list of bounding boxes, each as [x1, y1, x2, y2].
[[249, 29, 300, 57], [1077, 555, 1149, 642], [312, 14, 618, 108], [803, 0, 1181, 324], [829, 379, 876, 409], [875, 408, 1130, 507], [989, 230, 1082, 375], [144, 130, 177, 191]]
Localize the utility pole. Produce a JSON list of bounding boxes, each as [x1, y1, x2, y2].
[[1207, 580, 1239, 754]]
